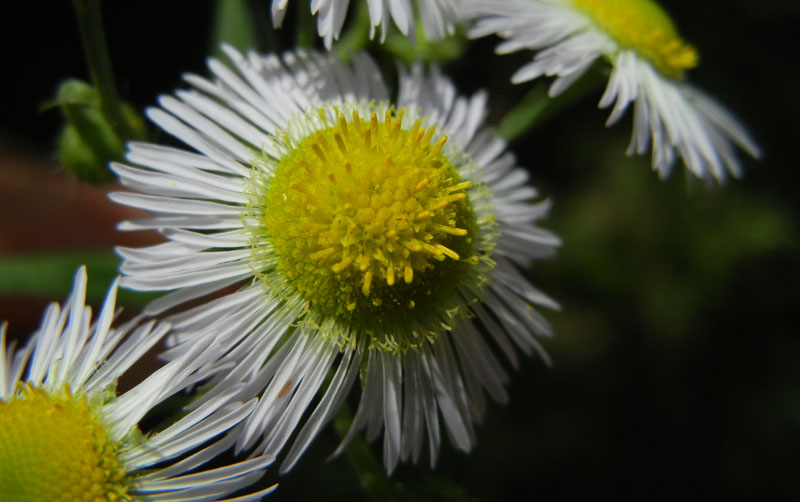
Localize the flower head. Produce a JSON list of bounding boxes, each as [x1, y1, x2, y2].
[[110, 46, 560, 473], [0, 267, 275, 501], [270, 0, 458, 49], [464, 0, 761, 182]]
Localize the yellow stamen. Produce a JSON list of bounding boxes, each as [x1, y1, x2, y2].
[[437, 224, 468, 236], [362, 270, 373, 295], [311, 247, 336, 260]]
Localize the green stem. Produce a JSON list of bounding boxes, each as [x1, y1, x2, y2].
[[211, 0, 259, 57], [496, 82, 550, 142], [258, 1, 280, 52], [497, 70, 606, 142], [71, 0, 133, 140], [334, 1, 371, 61], [295, 2, 315, 49], [333, 405, 397, 501]]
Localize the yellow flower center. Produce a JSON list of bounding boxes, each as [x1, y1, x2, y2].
[[0, 387, 129, 502], [571, 0, 698, 77], [257, 106, 484, 352]]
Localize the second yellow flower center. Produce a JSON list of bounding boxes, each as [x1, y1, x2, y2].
[[571, 0, 698, 77], [0, 387, 129, 502]]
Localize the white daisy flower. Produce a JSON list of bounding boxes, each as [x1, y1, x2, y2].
[[464, 0, 761, 182], [270, 0, 458, 49], [0, 267, 276, 501], [109, 45, 560, 474]]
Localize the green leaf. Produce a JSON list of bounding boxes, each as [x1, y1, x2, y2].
[[0, 251, 157, 307]]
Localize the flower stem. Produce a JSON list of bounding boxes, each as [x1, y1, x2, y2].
[[211, 0, 259, 57], [497, 70, 606, 142], [71, 0, 133, 141], [295, 2, 315, 49], [334, 1, 372, 61], [333, 405, 398, 501]]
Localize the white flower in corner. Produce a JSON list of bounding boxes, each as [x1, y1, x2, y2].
[[0, 267, 275, 501]]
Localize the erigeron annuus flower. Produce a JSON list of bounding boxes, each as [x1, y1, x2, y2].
[[0, 267, 276, 501], [464, 0, 761, 182], [270, 0, 457, 49], [109, 45, 560, 473]]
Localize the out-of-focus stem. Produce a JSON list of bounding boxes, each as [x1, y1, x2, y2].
[[71, 0, 133, 140], [333, 405, 397, 501], [498, 71, 605, 142]]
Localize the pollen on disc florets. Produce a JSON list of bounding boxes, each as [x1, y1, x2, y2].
[[249, 103, 494, 352], [571, 0, 698, 77], [0, 386, 130, 502]]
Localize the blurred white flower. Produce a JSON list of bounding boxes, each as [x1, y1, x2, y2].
[[465, 0, 761, 182]]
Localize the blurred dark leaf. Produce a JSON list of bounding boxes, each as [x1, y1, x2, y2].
[[0, 251, 157, 307]]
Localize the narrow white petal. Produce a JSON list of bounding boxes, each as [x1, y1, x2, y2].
[[281, 346, 362, 473]]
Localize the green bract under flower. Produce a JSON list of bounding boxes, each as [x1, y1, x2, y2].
[[247, 103, 497, 353], [571, 0, 698, 77], [0, 386, 130, 502]]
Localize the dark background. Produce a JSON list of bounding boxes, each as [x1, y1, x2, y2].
[[1, 1, 798, 499]]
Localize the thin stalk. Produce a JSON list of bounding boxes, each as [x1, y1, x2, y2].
[[71, 0, 133, 140], [258, 1, 280, 52], [295, 2, 315, 49], [497, 70, 606, 142], [334, 1, 371, 60], [211, 0, 259, 58], [333, 405, 397, 501]]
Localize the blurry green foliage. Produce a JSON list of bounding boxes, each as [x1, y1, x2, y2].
[[541, 124, 796, 354], [0, 251, 156, 307], [382, 22, 467, 65], [211, 0, 260, 58]]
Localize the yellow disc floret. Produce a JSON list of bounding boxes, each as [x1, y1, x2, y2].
[[0, 386, 130, 502], [571, 0, 698, 77], [257, 106, 483, 351]]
